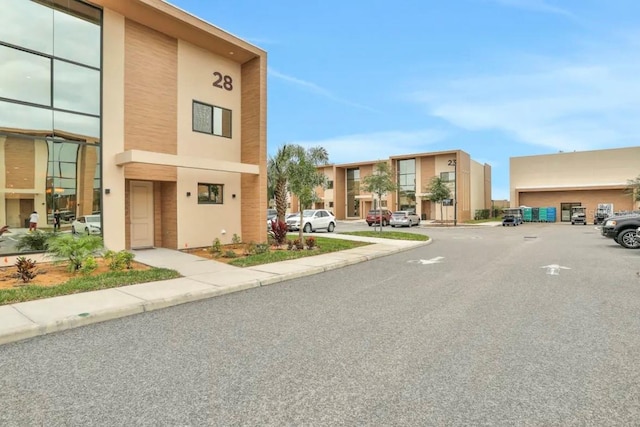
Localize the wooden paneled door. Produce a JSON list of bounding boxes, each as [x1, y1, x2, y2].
[[130, 181, 154, 248]]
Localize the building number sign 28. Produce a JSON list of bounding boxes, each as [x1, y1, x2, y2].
[[213, 71, 233, 91]]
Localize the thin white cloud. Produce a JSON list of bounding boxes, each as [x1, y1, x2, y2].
[[268, 67, 380, 112], [490, 0, 576, 19], [410, 44, 640, 152], [286, 130, 449, 164]]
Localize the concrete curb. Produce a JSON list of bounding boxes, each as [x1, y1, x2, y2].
[[0, 238, 431, 346]]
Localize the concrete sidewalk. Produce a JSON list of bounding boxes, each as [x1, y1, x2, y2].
[[0, 234, 430, 346]]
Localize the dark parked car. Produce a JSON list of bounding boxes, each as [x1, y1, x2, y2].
[[601, 213, 640, 249], [366, 209, 392, 226]]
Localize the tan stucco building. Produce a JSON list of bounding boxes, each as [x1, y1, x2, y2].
[[510, 146, 640, 222], [0, 0, 267, 256], [295, 149, 492, 223]]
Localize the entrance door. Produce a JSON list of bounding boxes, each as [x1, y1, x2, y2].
[[561, 202, 581, 222], [130, 181, 154, 248]]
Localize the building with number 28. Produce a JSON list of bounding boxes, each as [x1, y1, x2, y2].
[[0, 0, 267, 256]]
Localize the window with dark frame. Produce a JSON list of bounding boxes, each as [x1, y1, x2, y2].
[[192, 100, 231, 138], [198, 183, 224, 204], [327, 180, 334, 189], [440, 171, 455, 182]]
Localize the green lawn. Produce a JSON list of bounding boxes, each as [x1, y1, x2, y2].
[[0, 234, 392, 304], [339, 230, 429, 241], [228, 235, 370, 267], [0, 268, 180, 306], [464, 218, 502, 224]]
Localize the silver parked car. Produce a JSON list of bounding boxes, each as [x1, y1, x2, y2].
[[286, 209, 336, 232], [266, 208, 278, 230], [390, 210, 420, 227]]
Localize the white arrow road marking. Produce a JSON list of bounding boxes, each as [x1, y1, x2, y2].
[[408, 257, 445, 265], [541, 264, 571, 275]]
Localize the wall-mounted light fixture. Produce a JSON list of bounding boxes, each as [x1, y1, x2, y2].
[[186, 192, 191, 197], [105, 188, 111, 195]]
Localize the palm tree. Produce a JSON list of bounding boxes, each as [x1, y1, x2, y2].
[[268, 144, 296, 221], [268, 144, 329, 221]]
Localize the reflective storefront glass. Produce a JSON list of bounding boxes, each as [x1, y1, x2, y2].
[[397, 159, 416, 211], [0, 0, 102, 255]]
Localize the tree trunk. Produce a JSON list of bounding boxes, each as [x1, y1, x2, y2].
[[275, 179, 288, 221]]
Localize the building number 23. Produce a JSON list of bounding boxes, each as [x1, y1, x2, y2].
[[213, 72, 233, 91]]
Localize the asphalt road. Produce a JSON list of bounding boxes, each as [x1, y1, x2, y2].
[[2, 223, 639, 425]]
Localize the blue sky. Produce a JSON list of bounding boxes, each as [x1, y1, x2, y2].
[[172, 0, 640, 200]]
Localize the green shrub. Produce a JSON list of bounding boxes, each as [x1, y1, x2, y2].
[[243, 242, 257, 256], [79, 256, 98, 275], [255, 243, 270, 255], [232, 234, 242, 245], [15, 230, 53, 252], [223, 249, 238, 258], [208, 238, 222, 255], [474, 209, 490, 220], [103, 249, 136, 271], [46, 234, 103, 272], [15, 256, 37, 283], [118, 251, 135, 269]]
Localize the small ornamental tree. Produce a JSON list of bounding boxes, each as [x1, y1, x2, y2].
[[287, 145, 329, 243], [361, 161, 397, 233], [46, 234, 103, 272], [427, 176, 451, 224], [625, 175, 640, 205]]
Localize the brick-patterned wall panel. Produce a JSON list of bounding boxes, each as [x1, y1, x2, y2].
[[420, 156, 435, 194], [484, 164, 492, 209], [334, 168, 346, 219], [459, 151, 471, 222], [124, 164, 177, 181], [5, 137, 35, 189], [240, 56, 267, 243], [124, 19, 177, 155], [124, 180, 130, 249], [519, 189, 633, 222], [161, 181, 178, 249], [153, 183, 162, 247]]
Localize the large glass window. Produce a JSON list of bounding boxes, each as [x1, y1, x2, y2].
[[54, 60, 100, 115], [346, 168, 360, 217], [397, 159, 416, 211], [0, 45, 51, 106], [0, 0, 54, 55], [54, 111, 100, 140], [53, 5, 101, 68], [0, 0, 102, 256], [0, 101, 53, 134]]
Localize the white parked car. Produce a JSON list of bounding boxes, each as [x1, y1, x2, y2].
[[390, 210, 420, 227], [266, 208, 278, 230], [71, 215, 101, 235], [286, 209, 336, 233]]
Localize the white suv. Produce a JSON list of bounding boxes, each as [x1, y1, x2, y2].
[[286, 209, 336, 233]]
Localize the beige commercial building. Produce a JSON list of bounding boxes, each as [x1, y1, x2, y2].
[[0, 0, 267, 256], [295, 149, 492, 223], [510, 146, 640, 222]]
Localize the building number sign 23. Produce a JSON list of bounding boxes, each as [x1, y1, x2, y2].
[[213, 71, 233, 91]]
